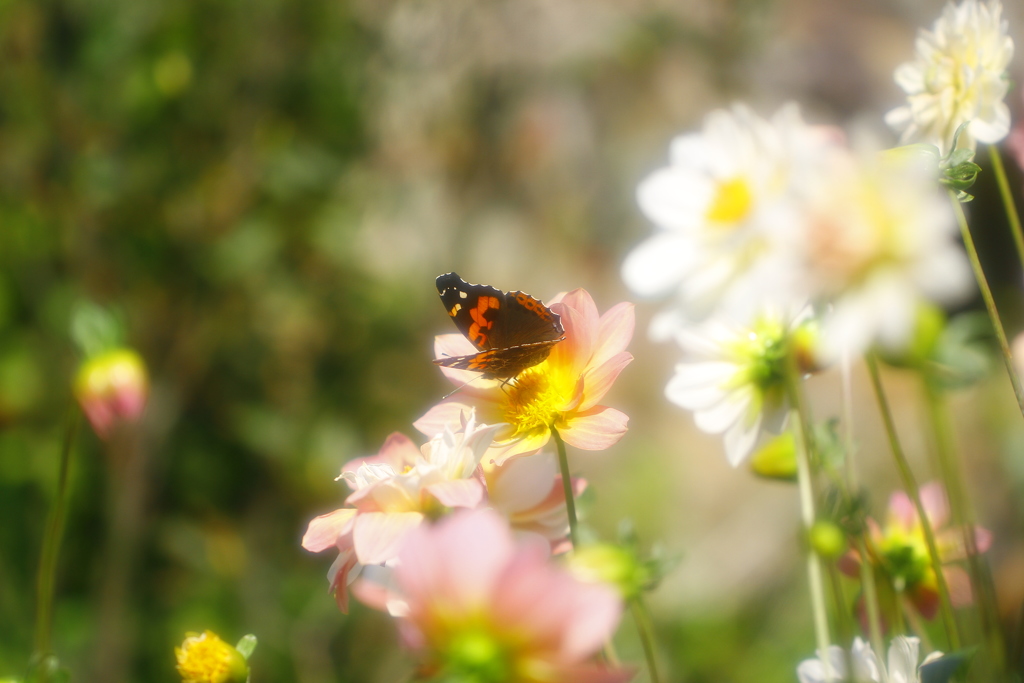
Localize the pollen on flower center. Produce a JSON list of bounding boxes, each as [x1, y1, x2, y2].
[[503, 365, 573, 437], [706, 177, 754, 225]]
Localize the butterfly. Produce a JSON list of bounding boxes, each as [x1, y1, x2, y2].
[[433, 272, 565, 381]]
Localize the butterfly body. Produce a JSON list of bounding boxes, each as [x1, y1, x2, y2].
[[433, 272, 565, 381]]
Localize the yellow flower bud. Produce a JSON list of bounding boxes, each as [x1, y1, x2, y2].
[[175, 631, 249, 683]]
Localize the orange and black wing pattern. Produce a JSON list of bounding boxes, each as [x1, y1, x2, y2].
[[433, 272, 565, 380]]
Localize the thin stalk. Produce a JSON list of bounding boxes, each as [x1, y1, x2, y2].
[[826, 562, 856, 682], [857, 539, 886, 666], [865, 354, 960, 650], [988, 145, 1024, 271], [784, 364, 835, 681], [949, 189, 1024, 418], [922, 375, 1005, 677], [841, 353, 886, 662], [32, 409, 80, 664], [551, 426, 628, 672], [550, 427, 578, 549], [902, 597, 935, 652], [630, 598, 663, 683]]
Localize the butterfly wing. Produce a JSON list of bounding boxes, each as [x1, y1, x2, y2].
[[435, 272, 507, 352], [433, 272, 566, 380]]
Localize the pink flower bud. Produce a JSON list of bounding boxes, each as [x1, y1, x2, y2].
[[73, 349, 148, 439]]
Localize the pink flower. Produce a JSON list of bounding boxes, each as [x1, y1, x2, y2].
[[416, 288, 633, 463], [73, 348, 148, 439], [485, 451, 585, 554], [367, 508, 632, 683], [301, 412, 500, 612], [840, 482, 992, 620]]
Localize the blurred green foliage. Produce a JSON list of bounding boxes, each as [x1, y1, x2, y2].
[[0, 0, 432, 679], [4, 0, 1023, 681]]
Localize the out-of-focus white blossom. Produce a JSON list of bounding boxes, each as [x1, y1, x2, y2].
[[795, 142, 972, 360], [798, 636, 941, 683], [624, 103, 842, 329], [665, 309, 813, 466], [886, 0, 1013, 154]]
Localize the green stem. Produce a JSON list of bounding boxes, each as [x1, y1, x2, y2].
[[949, 189, 1024, 418], [922, 374, 1006, 678], [857, 539, 886, 663], [32, 409, 80, 668], [988, 145, 1024, 271], [630, 598, 663, 683], [783, 365, 835, 680], [839, 354, 886, 661], [826, 562, 855, 681], [902, 596, 935, 652], [551, 426, 578, 549], [865, 354, 960, 650]]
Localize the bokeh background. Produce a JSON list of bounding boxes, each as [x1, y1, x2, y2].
[[3, 0, 1024, 681]]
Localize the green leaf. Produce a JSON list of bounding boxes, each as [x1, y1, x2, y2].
[[236, 634, 258, 660], [920, 648, 975, 683], [70, 301, 125, 358], [927, 312, 995, 389]]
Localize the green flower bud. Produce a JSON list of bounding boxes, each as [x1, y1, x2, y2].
[[749, 432, 797, 482], [808, 520, 847, 560]]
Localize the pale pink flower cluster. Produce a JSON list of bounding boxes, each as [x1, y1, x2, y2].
[[301, 412, 580, 612]]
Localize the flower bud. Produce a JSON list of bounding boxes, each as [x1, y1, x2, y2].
[[749, 432, 797, 482], [567, 543, 650, 601], [808, 520, 847, 560], [73, 348, 148, 439], [175, 631, 249, 683]]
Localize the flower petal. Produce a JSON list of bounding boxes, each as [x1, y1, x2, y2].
[[559, 406, 628, 451], [396, 509, 515, 613], [342, 432, 420, 473], [327, 549, 360, 613], [920, 482, 950, 528], [302, 508, 357, 552], [414, 400, 501, 439], [548, 301, 593, 378], [593, 302, 635, 367], [425, 478, 485, 508], [487, 451, 560, 514], [352, 511, 425, 565], [622, 232, 697, 297], [578, 352, 633, 411]]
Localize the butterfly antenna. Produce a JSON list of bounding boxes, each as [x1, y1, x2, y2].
[[440, 375, 483, 400]]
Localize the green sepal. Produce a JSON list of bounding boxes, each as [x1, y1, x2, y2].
[[235, 634, 258, 661]]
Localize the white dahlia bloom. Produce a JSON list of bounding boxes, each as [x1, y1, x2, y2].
[[624, 103, 840, 331], [665, 309, 812, 466], [798, 636, 942, 683], [795, 142, 973, 360], [885, 0, 1014, 154]]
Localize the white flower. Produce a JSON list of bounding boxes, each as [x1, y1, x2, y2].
[[798, 636, 942, 683], [664, 309, 809, 466], [885, 0, 1014, 154], [795, 141, 972, 360], [340, 410, 501, 511], [624, 103, 840, 329]]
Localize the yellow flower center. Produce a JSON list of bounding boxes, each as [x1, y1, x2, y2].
[[705, 177, 754, 226], [175, 631, 243, 683], [502, 362, 575, 438]]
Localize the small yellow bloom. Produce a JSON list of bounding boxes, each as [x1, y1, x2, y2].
[[175, 631, 248, 683]]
